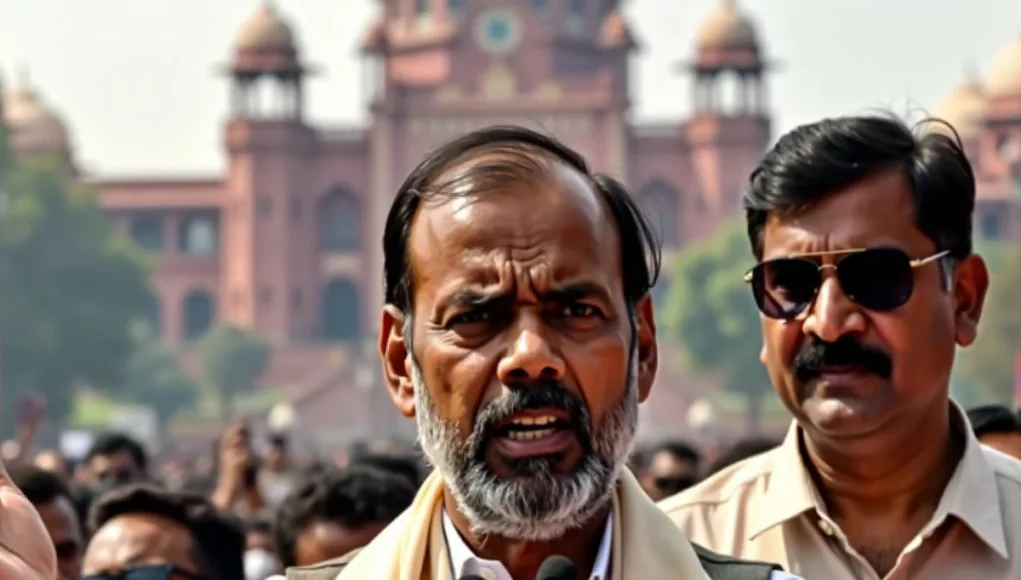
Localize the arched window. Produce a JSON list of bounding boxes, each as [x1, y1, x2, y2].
[[179, 213, 219, 255], [131, 215, 164, 252], [319, 187, 362, 251], [183, 290, 215, 341], [321, 279, 361, 341], [637, 180, 681, 247]]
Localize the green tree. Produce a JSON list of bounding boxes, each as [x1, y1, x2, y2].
[[662, 219, 771, 431], [0, 155, 151, 429], [198, 322, 270, 418], [953, 241, 1021, 405], [115, 323, 199, 435]]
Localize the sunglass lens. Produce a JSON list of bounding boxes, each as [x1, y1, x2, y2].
[[751, 258, 820, 319], [838, 248, 914, 311]]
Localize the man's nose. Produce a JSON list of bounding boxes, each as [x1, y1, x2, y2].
[[801, 274, 867, 342], [497, 316, 566, 384]]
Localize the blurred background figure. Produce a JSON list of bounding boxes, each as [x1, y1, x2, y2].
[[9, 465, 84, 580], [272, 465, 415, 570], [968, 405, 1021, 460], [639, 440, 702, 501]]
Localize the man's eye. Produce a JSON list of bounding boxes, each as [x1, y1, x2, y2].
[[561, 304, 600, 318], [450, 310, 492, 325]]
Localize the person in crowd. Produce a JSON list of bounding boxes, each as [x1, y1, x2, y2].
[[273, 466, 415, 571], [702, 437, 781, 479], [212, 422, 267, 517], [285, 126, 797, 580], [639, 440, 701, 500], [10, 465, 84, 580], [244, 517, 280, 580], [83, 432, 149, 491], [259, 433, 299, 507], [663, 114, 1021, 579], [347, 451, 421, 489], [967, 404, 1021, 460], [82, 484, 245, 580]]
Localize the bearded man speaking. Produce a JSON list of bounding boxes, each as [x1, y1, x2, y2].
[[284, 127, 794, 580]]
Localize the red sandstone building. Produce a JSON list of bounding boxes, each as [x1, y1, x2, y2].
[[2, 1, 1019, 441]]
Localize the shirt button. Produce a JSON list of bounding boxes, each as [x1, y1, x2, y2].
[[480, 568, 497, 580], [818, 519, 836, 537]]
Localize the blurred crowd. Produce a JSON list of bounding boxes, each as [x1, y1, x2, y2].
[[7, 403, 1017, 580]]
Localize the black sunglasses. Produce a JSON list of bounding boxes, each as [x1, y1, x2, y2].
[[81, 564, 207, 580], [745, 247, 949, 320]]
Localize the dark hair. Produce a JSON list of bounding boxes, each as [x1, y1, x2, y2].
[[88, 484, 244, 580], [272, 466, 416, 568], [244, 516, 273, 535], [383, 125, 661, 315], [744, 114, 975, 261], [967, 405, 1021, 437], [9, 464, 72, 505], [85, 432, 148, 471], [651, 440, 701, 465], [348, 452, 421, 488], [704, 437, 781, 478]]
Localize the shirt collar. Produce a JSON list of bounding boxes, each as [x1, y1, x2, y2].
[[442, 509, 614, 580], [749, 400, 1008, 558]]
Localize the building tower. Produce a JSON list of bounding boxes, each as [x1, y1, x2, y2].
[[683, 0, 771, 222], [1, 72, 74, 171], [221, 2, 320, 341]]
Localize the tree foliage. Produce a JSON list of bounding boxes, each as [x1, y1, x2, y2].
[[953, 240, 1021, 405], [661, 219, 771, 424], [0, 152, 151, 429], [115, 323, 199, 433], [198, 323, 270, 418]]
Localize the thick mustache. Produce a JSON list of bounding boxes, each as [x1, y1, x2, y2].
[[792, 336, 893, 382], [470, 382, 590, 445]]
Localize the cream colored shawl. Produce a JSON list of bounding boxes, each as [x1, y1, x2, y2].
[[336, 468, 708, 579]]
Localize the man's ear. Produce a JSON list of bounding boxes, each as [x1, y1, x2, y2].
[[380, 305, 416, 418], [634, 294, 658, 404], [952, 254, 989, 347]]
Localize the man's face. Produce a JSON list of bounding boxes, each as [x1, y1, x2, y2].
[[293, 520, 388, 567], [978, 432, 1021, 460], [380, 159, 658, 541], [89, 450, 145, 487], [36, 496, 83, 580], [643, 451, 698, 501], [82, 513, 203, 579], [758, 169, 987, 450]]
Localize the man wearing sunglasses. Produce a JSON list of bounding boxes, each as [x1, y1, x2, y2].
[[80, 484, 245, 580], [663, 114, 1021, 579]]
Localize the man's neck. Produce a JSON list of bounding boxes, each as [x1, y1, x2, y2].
[[801, 403, 964, 575], [443, 493, 610, 580], [804, 403, 962, 515]]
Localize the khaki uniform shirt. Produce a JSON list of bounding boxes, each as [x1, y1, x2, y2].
[[661, 403, 1021, 580]]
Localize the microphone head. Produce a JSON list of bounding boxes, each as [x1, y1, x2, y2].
[[537, 555, 577, 580]]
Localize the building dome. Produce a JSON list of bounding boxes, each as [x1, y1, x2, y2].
[[695, 0, 758, 50], [932, 71, 986, 137], [600, 10, 635, 49], [987, 34, 1021, 97], [3, 84, 70, 153], [236, 2, 295, 52]]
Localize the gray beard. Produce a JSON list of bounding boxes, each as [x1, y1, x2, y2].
[[411, 339, 639, 541]]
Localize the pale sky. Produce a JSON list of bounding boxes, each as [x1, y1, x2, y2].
[[1, 0, 1019, 176]]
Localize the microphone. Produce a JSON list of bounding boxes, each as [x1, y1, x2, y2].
[[537, 555, 577, 580]]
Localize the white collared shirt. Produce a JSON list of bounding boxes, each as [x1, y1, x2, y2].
[[442, 510, 613, 580]]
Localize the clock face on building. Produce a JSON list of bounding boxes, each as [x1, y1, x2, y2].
[[474, 9, 523, 55]]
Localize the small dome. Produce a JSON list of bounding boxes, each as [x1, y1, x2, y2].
[[695, 0, 757, 50], [236, 3, 295, 52], [600, 10, 634, 48], [987, 34, 1021, 97], [932, 71, 986, 136], [3, 85, 70, 152]]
